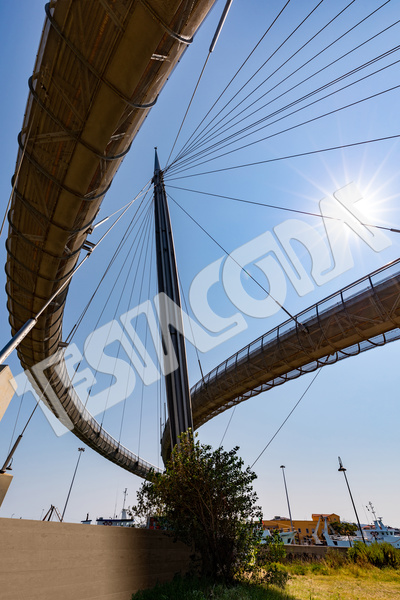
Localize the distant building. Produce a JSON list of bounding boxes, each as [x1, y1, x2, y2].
[[262, 513, 340, 543]]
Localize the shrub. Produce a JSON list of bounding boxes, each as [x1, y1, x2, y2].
[[132, 431, 263, 583], [259, 530, 286, 563], [263, 562, 290, 588], [348, 542, 400, 569]]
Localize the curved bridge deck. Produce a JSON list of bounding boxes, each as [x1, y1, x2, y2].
[[162, 258, 400, 458], [6, 0, 216, 477]]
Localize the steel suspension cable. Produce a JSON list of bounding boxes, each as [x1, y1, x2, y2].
[[250, 368, 322, 469], [166, 191, 306, 329], [166, 59, 400, 176], [172, 0, 362, 165], [168, 0, 394, 173], [166, 133, 400, 182], [175, 2, 394, 164], [127, 209, 155, 455], [72, 192, 153, 414], [165, 0, 234, 168], [178, 269, 205, 382], [165, 185, 400, 234], [169, 0, 327, 167], [65, 183, 153, 345], [116, 206, 155, 449], [169, 0, 293, 167], [6, 380, 27, 455], [220, 405, 237, 446], [98, 203, 154, 430], [169, 43, 400, 174]]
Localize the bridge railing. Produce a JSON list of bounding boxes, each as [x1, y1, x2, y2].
[[191, 256, 400, 398]]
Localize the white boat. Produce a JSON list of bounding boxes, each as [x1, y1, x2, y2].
[[321, 514, 400, 548], [362, 519, 400, 547], [261, 528, 297, 545]]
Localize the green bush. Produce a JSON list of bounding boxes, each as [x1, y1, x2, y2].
[[253, 532, 290, 588], [263, 562, 290, 589], [258, 530, 286, 563], [348, 542, 400, 569]]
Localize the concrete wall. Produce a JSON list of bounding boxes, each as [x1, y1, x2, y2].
[[0, 518, 192, 600], [284, 543, 348, 560], [0, 473, 13, 508]]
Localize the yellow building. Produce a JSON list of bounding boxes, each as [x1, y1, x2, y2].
[[262, 513, 340, 543]]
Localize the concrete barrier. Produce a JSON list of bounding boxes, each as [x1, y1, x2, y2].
[[0, 517, 192, 600]]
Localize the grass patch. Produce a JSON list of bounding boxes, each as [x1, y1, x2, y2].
[[131, 568, 400, 600], [131, 576, 298, 599], [286, 563, 400, 600], [132, 548, 400, 600]]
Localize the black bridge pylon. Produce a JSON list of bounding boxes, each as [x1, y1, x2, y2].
[[153, 149, 193, 457]]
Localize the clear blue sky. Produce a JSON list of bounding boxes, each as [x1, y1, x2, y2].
[[1, 0, 400, 527]]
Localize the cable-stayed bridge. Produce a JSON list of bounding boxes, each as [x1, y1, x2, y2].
[[2, 0, 400, 478]]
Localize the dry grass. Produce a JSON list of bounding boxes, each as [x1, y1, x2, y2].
[[286, 564, 400, 600]]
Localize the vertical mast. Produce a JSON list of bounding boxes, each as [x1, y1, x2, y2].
[[153, 149, 193, 453]]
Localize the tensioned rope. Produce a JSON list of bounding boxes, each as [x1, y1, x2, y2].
[[137, 216, 156, 457], [126, 209, 155, 456], [6, 380, 27, 455], [63, 190, 153, 428], [166, 35, 400, 175], [220, 405, 237, 446], [113, 205, 155, 451], [178, 269, 205, 381], [97, 203, 154, 430], [65, 183, 152, 345]]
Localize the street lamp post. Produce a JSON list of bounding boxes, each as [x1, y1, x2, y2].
[[61, 448, 85, 522], [280, 465, 294, 532], [338, 456, 366, 543]]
